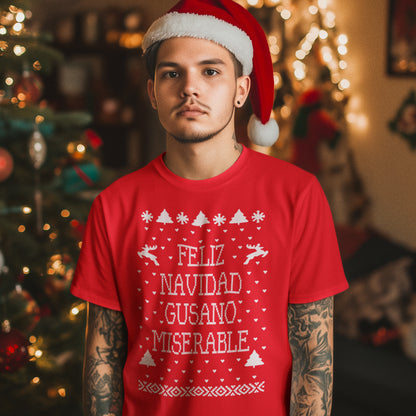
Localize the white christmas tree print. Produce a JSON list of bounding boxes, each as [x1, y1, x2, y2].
[[139, 350, 156, 367], [156, 209, 174, 224], [252, 210, 265, 223], [192, 211, 210, 227], [230, 209, 248, 225], [177, 212, 189, 224], [244, 350, 264, 368], [141, 210, 153, 223], [213, 213, 226, 226]]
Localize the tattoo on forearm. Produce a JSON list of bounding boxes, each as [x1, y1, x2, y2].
[[84, 304, 128, 416], [288, 297, 334, 416]]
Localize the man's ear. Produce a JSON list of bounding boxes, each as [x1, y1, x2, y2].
[[235, 75, 251, 108], [147, 78, 157, 109]]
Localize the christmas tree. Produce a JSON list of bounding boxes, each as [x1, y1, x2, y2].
[[235, 0, 369, 225], [0, 1, 113, 414]]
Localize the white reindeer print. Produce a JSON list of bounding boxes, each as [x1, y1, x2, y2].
[[244, 244, 269, 265], [137, 245, 159, 266]]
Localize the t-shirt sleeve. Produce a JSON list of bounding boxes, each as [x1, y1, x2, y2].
[[288, 176, 348, 304], [70, 195, 122, 311]]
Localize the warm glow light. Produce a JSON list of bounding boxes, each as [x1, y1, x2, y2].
[[338, 34, 348, 45], [325, 11, 336, 27], [76, 144, 86, 153], [12, 22, 23, 32], [339, 60, 348, 70], [319, 30, 328, 40], [31, 377, 40, 384], [273, 72, 282, 88], [301, 40, 313, 52], [318, 0, 329, 9], [280, 9, 291, 20], [280, 105, 291, 119], [33, 60, 42, 71], [29, 335, 37, 343], [49, 232, 58, 240], [5, 77, 14, 86], [58, 388, 66, 398], [22, 266, 30, 274], [0, 26, 6, 35], [339, 78, 350, 90], [61, 209, 70, 218], [270, 44, 280, 55], [34, 349, 43, 358], [16, 12, 25, 22], [18, 225, 26, 232], [71, 307, 80, 315], [22, 206, 32, 214], [43, 223, 51, 231], [268, 35, 277, 45], [13, 45, 26, 56], [338, 45, 348, 55], [309, 5, 318, 15], [295, 50, 306, 60], [247, 0, 260, 5]]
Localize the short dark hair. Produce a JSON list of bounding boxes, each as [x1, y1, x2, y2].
[[144, 40, 244, 80]]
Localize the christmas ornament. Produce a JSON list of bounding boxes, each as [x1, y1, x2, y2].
[[2, 285, 40, 334], [389, 89, 416, 149], [13, 68, 44, 104], [0, 320, 30, 373], [28, 126, 47, 170], [291, 88, 340, 174], [62, 163, 100, 193], [0, 148, 14, 182], [45, 254, 74, 295], [85, 129, 103, 150]]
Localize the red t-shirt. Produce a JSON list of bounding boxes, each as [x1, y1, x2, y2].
[[71, 146, 348, 415]]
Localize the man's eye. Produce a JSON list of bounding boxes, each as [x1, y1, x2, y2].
[[205, 69, 219, 76], [164, 71, 179, 79]]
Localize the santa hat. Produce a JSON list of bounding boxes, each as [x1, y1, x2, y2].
[[142, 0, 279, 147]]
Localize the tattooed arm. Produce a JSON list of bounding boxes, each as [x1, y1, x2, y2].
[[83, 303, 128, 416], [288, 297, 334, 416]]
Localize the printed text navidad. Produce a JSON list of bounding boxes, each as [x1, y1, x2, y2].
[[151, 243, 251, 356]]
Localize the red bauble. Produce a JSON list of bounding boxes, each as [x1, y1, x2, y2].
[[0, 148, 14, 182], [13, 70, 44, 104], [0, 325, 30, 373]]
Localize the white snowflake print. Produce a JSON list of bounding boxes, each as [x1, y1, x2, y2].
[[141, 210, 153, 223], [177, 212, 189, 225], [252, 210, 265, 223], [213, 214, 226, 226]]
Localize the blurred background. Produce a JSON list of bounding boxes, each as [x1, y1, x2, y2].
[[0, 0, 415, 415]]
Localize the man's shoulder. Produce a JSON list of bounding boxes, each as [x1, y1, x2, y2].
[[247, 147, 315, 183], [99, 156, 161, 198]]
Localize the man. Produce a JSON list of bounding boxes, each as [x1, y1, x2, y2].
[[71, 1, 348, 415]]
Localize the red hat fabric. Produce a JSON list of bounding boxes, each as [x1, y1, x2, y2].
[[142, 0, 279, 146]]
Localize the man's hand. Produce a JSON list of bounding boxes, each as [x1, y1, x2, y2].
[[288, 297, 334, 416], [83, 303, 128, 416]]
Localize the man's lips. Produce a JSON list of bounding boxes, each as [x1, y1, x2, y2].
[[176, 105, 207, 117]]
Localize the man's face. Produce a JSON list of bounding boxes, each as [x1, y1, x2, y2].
[[147, 37, 249, 144]]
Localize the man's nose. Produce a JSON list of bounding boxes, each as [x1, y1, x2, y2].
[[180, 71, 199, 98]]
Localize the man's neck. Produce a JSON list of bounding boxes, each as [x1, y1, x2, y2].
[[163, 134, 243, 180]]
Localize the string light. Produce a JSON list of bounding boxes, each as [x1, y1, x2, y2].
[[280, 9, 291, 20], [13, 45, 26, 56], [61, 209, 70, 218], [31, 377, 40, 385], [22, 266, 30, 274]]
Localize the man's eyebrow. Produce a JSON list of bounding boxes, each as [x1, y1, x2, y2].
[[156, 58, 227, 70]]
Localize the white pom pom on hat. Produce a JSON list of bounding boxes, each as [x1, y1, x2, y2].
[[142, 0, 279, 147]]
